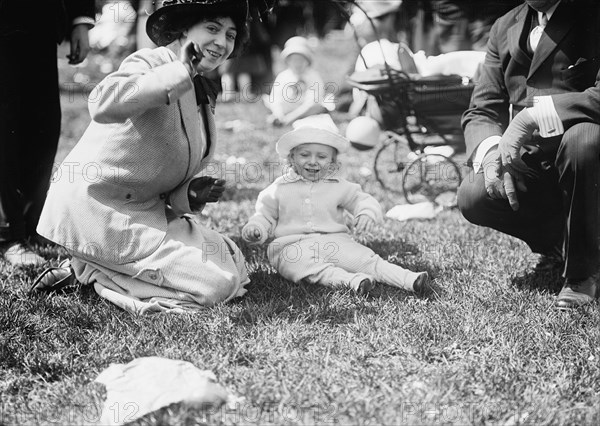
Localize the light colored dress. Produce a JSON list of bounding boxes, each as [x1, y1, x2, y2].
[[265, 67, 326, 116], [37, 47, 249, 314]]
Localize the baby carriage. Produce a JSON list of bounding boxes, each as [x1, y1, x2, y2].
[[346, 43, 476, 205]]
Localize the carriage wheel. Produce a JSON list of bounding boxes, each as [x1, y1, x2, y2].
[[402, 154, 463, 205], [373, 133, 410, 197]]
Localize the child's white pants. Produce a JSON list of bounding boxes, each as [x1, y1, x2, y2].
[[267, 233, 421, 291]]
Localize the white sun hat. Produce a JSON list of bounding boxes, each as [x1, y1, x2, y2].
[[280, 36, 313, 64], [346, 116, 381, 150], [276, 114, 349, 157]]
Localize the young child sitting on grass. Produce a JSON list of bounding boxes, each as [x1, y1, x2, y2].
[[242, 115, 430, 294], [263, 36, 330, 127]]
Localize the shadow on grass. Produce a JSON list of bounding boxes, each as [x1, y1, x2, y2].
[[232, 232, 443, 322], [362, 236, 446, 301], [510, 268, 564, 295], [231, 271, 377, 325], [231, 260, 441, 328]]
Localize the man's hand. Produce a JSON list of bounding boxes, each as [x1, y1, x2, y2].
[[188, 177, 225, 211], [68, 24, 90, 64], [242, 225, 263, 243], [493, 108, 538, 211], [481, 149, 525, 211], [354, 215, 375, 233], [498, 108, 538, 176]]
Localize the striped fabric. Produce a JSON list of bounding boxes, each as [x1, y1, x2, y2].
[[529, 96, 565, 138]]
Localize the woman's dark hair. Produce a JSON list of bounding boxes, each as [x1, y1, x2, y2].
[[160, 10, 249, 58]]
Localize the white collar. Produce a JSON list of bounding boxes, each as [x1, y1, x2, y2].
[[282, 168, 339, 183]]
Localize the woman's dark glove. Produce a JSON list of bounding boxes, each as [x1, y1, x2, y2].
[[188, 177, 226, 211]]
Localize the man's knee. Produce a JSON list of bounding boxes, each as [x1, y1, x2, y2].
[[457, 171, 488, 226], [559, 122, 600, 168]]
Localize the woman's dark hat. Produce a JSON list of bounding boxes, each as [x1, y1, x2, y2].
[[146, 0, 250, 47]]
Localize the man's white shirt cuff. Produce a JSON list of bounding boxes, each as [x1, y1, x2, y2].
[[73, 17, 95, 28], [472, 135, 501, 173], [529, 96, 564, 137]]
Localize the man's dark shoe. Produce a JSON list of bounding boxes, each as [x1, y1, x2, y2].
[[555, 274, 599, 310], [30, 259, 76, 293]]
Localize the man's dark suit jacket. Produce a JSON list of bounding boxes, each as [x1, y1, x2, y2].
[[0, 0, 94, 243], [462, 0, 600, 159], [0, 0, 94, 42]]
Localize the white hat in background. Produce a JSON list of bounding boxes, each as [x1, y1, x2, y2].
[[345, 116, 382, 150], [280, 36, 314, 64], [276, 114, 349, 157]]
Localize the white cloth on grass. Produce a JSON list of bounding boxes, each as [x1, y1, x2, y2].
[[95, 357, 232, 425], [386, 202, 443, 221]]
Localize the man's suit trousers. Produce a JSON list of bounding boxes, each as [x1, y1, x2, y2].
[[0, 31, 61, 242], [458, 123, 600, 279]]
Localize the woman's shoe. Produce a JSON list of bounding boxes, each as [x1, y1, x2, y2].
[[30, 259, 76, 293]]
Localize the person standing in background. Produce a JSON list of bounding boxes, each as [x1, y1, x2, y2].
[[0, 0, 95, 266], [220, 10, 273, 102], [428, 0, 521, 54]]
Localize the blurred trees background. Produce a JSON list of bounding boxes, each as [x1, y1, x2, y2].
[[61, 1, 522, 95]]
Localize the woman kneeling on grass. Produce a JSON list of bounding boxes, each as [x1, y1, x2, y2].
[[33, 0, 251, 314]]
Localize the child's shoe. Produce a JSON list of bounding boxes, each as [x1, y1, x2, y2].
[[356, 278, 374, 295], [412, 271, 431, 295]]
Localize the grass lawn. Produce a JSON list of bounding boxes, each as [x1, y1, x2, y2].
[[1, 34, 599, 426]]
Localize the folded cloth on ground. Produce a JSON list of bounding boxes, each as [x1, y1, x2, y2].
[[386, 202, 442, 221], [95, 356, 233, 425]]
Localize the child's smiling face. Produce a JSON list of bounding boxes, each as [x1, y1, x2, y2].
[[290, 143, 337, 182]]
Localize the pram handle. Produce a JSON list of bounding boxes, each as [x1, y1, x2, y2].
[[347, 67, 411, 93], [347, 67, 472, 96]]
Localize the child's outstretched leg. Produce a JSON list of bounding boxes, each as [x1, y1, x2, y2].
[[371, 257, 430, 294], [317, 234, 431, 294], [303, 265, 375, 295], [268, 239, 375, 294]]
